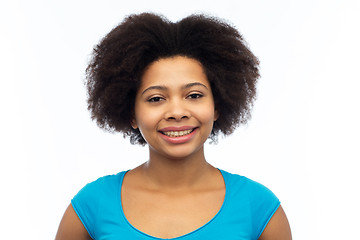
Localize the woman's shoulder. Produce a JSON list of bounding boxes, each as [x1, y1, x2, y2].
[[219, 169, 280, 208], [220, 169, 273, 190], [76, 170, 128, 193], [69, 170, 128, 238], [71, 170, 128, 215], [93, 170, 128, 184], [219, 169, 282, 239]]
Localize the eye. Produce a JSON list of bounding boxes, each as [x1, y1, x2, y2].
[[148, 96, 164, 102], [187, 93, 203, 99]]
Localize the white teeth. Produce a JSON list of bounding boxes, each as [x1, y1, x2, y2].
[[163, 129, 193, 137]]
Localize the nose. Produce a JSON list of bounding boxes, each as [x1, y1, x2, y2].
[[164, 99, 191, 121]]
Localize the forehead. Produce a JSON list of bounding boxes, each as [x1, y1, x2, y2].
[[139, 56, 210, 90]]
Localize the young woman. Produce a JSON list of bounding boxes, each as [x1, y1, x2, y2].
[[56, 13, 292, 240]]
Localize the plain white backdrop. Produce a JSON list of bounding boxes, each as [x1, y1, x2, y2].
[[1, 0, 359, 239]]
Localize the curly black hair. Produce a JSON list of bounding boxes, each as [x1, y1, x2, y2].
[[86, 13, 260, 145]]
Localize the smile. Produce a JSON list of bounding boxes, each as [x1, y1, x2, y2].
[[162, 129, 193, 138], [159, 127, 198, 144]]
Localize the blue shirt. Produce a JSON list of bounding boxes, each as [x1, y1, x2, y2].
[[72, 169, 280, 240]]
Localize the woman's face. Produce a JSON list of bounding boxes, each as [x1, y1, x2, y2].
[[133, 56, 218, 160]]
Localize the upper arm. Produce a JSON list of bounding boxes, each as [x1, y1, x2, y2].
[[55, 204, 92, 240], [258, 205, 292, 240]]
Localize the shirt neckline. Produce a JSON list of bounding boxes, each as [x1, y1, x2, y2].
[[117, 169, 228, 240]]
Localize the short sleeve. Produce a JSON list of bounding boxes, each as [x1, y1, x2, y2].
[[71, 178, 103, 239], [245, 178, 280, 239]]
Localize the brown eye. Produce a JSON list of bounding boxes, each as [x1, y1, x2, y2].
[[148, 96, 164, 102], [187, 93, 203, 99]]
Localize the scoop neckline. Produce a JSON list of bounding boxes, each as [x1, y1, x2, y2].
[[117, 169, 228, 240]]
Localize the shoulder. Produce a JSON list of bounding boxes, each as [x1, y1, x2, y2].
[[71, 170, 127, 210], [220, 169, 285, 238], [81, 171, 127, 189], [70, 171, 127, 238], [55, 172, 127, 240], [73, 171, 127, 199], [220, 169, 279, 201]]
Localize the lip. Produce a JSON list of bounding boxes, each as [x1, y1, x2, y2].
[[158, 126, 197, 132], [159, 127, 198, 144]]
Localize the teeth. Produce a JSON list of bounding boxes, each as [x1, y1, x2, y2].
[[163, 129, 193, 137]]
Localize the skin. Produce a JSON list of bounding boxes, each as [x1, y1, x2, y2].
[[55, 204, 92, 240], [132, 56, 218, 162], [55, 56, 291, 240]]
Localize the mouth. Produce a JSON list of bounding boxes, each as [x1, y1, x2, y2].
[[160, 128, 197, 138]]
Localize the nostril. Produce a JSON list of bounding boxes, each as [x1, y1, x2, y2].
[[166, 115, 188, 121], [165, 107, 191, 120]]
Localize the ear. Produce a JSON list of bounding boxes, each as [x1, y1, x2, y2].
[[214, 108, 219, 121], [130, 110, 138, 129], [130, 119, 138, 129]]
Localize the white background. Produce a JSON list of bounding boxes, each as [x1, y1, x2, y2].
[[1, 0, 359, 239]]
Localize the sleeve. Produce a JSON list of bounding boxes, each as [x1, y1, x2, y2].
[[245, 178, 280, 239], [71, 178, 103, 240]]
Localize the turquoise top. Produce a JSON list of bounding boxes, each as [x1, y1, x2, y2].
[[72, 169, 280, 240]]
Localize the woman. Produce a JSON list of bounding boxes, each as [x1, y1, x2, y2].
[[56, 13, 292, 240]]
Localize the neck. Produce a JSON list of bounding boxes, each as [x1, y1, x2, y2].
[[139, 146, 214, 190]]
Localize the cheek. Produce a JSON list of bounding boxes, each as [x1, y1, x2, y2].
[[134, 105, 161, 131], [195, 108, 216, 140], [194, 105, 217, 124], [134, 113, 157, 144]]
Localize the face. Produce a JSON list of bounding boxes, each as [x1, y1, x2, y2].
[[132, 56, 218, 160]]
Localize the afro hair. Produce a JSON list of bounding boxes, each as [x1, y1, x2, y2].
[[86, 13, 260, 145]]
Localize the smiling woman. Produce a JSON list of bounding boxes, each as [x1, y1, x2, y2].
[[55, 13, 291, 240], [132, 56, 217, 159]]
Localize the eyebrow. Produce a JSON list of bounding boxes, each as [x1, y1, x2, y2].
[[141, 82, 208, 95]]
